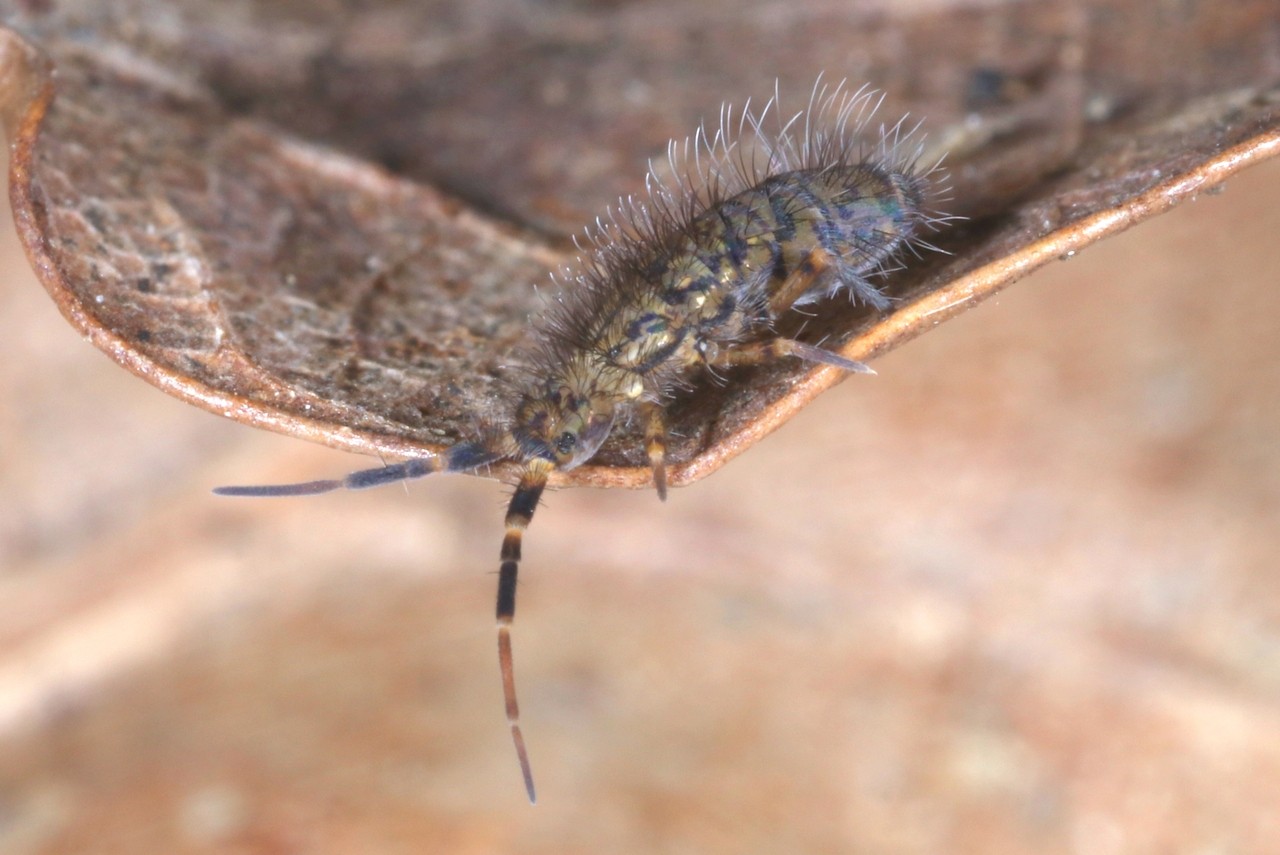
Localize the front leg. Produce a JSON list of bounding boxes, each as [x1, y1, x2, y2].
[[637, 400, 669, 501]]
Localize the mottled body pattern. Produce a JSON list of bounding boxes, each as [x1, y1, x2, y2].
[[217, 81, 949, 802], [536, 164, 924, 411]]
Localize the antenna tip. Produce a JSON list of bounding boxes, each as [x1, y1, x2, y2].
[[511, 724, 537, 804]]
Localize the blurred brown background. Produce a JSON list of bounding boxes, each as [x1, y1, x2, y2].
[[1, 151, 1279, 853]]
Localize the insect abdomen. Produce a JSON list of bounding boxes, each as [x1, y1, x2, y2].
[[588, 162, 928, 391], [733, 164, 925, 312]]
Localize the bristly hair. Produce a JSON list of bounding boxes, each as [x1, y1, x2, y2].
[[529, 76, 952, 389]]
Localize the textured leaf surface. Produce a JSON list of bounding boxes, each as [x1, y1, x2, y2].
[[3, 156, 1279, 853], [3, 2, 1280, 850], [4, 0, 1279, 486]]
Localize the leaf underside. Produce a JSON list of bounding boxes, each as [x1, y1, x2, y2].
[[3, 0, 1279, 488]]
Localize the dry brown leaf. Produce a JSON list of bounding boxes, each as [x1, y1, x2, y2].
[[5, 1, 1280, 489], [4, 3, 1280, 846]]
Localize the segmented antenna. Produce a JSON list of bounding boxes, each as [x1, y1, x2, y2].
[[496, 459, 552, 803], [212, 442, 503, 498], [214, 440, 548, 803], [213, 75, 956, 805]]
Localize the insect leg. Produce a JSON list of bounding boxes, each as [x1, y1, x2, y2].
[[497, 458, 552, 804], [707, 338, 875, 375], [768, 246, 834, 317], [638, 401, 669, 501]]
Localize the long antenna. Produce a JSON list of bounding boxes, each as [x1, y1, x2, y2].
[[211, 442, 503, 497], [213, 441, 546, 802], [496, 459, 551, 804]]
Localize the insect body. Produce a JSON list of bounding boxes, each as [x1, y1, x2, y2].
[[216, 80, 948, 803]]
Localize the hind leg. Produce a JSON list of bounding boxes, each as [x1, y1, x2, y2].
[[768, 246, 834, 317], [706, 337, 874, 374]]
